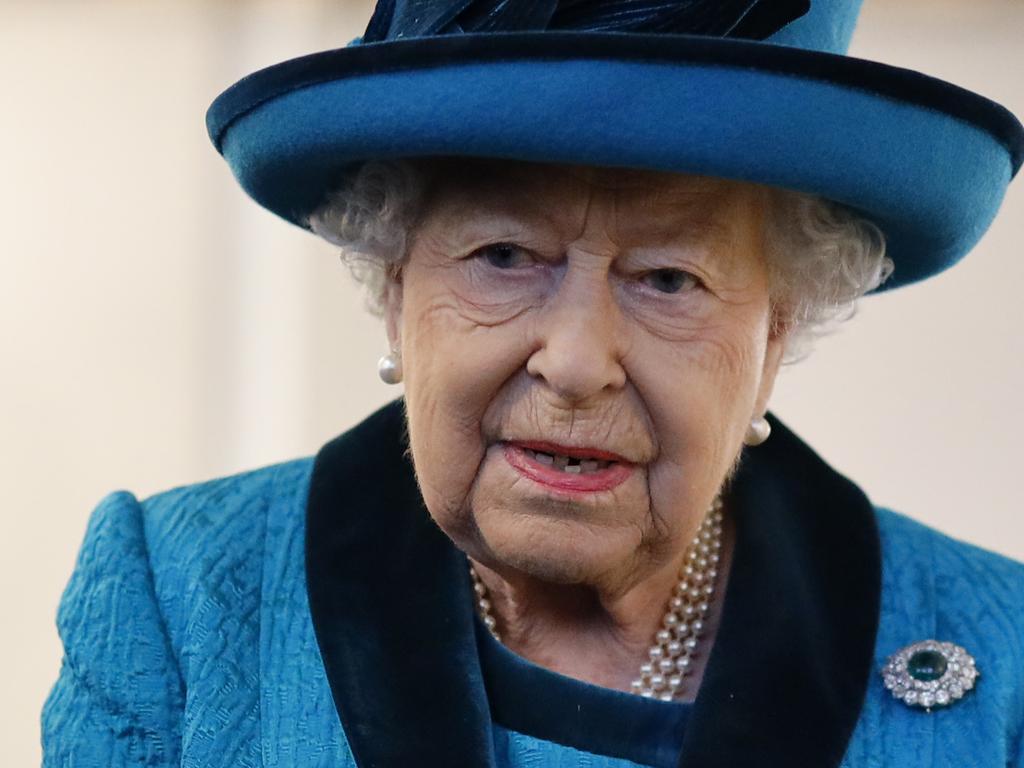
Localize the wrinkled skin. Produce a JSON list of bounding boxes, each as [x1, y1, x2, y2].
[[382, 157, 786, 696]]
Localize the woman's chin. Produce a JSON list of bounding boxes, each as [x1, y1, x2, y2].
[[470, 511, 642, 587]]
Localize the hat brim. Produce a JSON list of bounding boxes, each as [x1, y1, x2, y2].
[[207, 31, 1024, 292]]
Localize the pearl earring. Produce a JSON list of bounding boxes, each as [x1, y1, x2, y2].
[[744, 416, 771, 446], [377, 351, 403, 385]]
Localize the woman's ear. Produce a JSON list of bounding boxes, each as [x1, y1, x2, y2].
[[382, 266, 403, 352]]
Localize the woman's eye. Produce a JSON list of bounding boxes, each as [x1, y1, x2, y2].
[[642, 268, 699, 294], [476, 243, 534, 269]]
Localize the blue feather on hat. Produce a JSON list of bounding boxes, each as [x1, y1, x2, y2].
[[365, 0, 809, 41]]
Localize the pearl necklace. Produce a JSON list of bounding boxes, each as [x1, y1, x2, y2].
[[468, 497, 724, 702]]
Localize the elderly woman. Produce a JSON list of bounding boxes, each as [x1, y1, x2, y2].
[[43, 0, 1024, 766]]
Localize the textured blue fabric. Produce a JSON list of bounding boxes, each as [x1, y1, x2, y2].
[[41, 490, 184, 765], [42, 460, 355, 767], [43, 459, 1024, 766], [845, 508, 1024, 767]]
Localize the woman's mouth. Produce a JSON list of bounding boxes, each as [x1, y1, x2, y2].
[[502, 441, 636, 494]]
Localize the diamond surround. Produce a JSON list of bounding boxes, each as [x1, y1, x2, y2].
[[881, 640, 978, 710]]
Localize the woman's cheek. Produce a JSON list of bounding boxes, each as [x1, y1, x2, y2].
[[623, 335, 750, 535], [402, 292, 532, 533], [406, 398, 483, 535]]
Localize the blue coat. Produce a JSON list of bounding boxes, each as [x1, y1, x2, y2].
[[42, 400, 1024, 766]]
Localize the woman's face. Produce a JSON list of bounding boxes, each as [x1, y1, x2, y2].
[[386, 158, 785, 593]]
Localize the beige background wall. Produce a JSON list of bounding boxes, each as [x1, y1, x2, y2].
[[3, 0, 1021, 762]]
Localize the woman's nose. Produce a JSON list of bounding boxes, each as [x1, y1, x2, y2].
[[526, 266, 627, 404]]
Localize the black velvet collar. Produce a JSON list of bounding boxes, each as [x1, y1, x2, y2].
[[475, 613, 691, 767], [305, 399, 881, 768]]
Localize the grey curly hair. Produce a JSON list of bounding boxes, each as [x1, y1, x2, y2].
[[308, 158, 893, 361]]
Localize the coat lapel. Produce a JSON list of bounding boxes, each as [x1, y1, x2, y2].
[[305, 399, 881, 768], [305, 400, 496, 768], [676, 413, 882, 767]]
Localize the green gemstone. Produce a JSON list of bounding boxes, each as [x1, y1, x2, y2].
[[907, 649, 948, 682]]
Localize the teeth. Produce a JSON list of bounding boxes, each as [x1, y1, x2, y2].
[[520, 446, 617, 473]]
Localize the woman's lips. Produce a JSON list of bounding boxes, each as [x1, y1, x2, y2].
[[502, 441, 636, 494]]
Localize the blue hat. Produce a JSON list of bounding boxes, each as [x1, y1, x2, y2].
[[207, 0, 1023, 291]]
